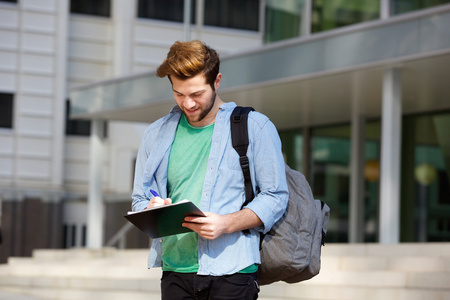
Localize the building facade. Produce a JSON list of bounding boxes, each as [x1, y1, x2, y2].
[[1, 0, 450, 262]]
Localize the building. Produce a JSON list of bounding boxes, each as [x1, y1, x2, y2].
[[1, 0, 449, 262]]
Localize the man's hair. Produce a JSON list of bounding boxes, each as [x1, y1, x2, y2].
[[156, 40, 220, 89]]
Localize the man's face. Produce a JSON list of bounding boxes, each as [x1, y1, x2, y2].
[[171, 73, 221, 127]]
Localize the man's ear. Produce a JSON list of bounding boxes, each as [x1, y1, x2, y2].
[[214, 73, 222, 90]]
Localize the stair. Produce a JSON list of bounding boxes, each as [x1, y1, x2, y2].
[[0, 243, 449, 300], [260, 243, 450, 300], [0, 248, 161, 300]]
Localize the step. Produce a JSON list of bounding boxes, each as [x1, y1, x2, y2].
[[0, 286, 161, 300], [322, 243, 450, 257], [260, 283, 450, 300], [1, 245, 449, 300], [0, 275, 160, 293], [305, 270, 407, 288], [3, 260, 161, 280], [3, 277, 449, 300], [407, 272, 450, 289], [322, 255, 450, 272], [29, 248, 149, 265], [311, 267, 450, 290], [0, 289, 43, 300], [6, 266, 445, 291]]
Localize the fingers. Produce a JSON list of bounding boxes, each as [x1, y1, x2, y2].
[[184, 211, 211, 223], [146, 197, 172, 209], [182, 222, 215, 240], [183, 212, 226, 240]]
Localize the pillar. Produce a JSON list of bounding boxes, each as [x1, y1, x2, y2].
[[379, 68, 402, 244], [87, 119, 105, 249]]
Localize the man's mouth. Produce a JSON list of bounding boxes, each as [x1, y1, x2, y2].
[[185, 108, 199, 115]]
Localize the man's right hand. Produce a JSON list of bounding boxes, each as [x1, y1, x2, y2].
[[146, 197, 172, 209]]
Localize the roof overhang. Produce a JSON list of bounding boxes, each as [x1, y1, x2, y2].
[[70, 5, 450, 130]]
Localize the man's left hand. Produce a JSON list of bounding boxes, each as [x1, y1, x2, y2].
[[182, 208, 263, 240], [182, 212, 227, 240]]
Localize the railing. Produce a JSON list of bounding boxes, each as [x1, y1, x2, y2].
[[105, 222, 134, 249]]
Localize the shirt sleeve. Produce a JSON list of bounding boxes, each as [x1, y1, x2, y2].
[[131, 127, 152, 212], [244, 115, 289, 234]]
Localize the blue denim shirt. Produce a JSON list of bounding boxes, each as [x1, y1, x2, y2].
[[131, 102, 288, 276]]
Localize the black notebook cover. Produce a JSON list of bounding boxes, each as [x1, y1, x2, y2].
[[124, 200, 205, 238]]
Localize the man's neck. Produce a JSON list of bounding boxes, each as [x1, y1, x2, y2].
[[197, 97, 224, 127]]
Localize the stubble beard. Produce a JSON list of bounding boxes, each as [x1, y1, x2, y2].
[[183, 90, 216, 124]]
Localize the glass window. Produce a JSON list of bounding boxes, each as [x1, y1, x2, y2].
[[0, 92, 13, 129], [309, 122, 381, 243], [401, 112, 450, 242], [65, 100, 91, 136], [138, 0, 195, 23], [204, 0, 259, 31], [310, 125, 351, 243], [279, 129, 304, 172], [363, 121, 381, 243], [312, 0, 380, 33], [70, 0, 111, 17], [65, 101, 108, 137], [265, 0, 306, 43], [392, 0, 450, 15]]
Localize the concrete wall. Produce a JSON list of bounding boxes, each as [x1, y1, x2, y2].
[[0, 0, 263, 260]]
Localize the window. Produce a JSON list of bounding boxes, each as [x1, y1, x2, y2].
[[401, 112, 450, 242], [65, 100, 108, 137], [312, 0, 380, 33], [279, 129, 304, 172], [70, 0, 111, 17], [65, 100, 91, 136], [307, 122, 381, 243], [63, 224, 87, 248], [265, 0, 305, 43], [0, 92, 13, 129], [138, 0, 259, 31], [204, 0, 259, 31], [138, 0, 195, 23], [392, 0, 450, 15]]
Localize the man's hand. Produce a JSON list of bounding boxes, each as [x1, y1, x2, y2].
[[182, 208, 263, 240], [183, 212, 227, 240], [146, 197, 172, 209]]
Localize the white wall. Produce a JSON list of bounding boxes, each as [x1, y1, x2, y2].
[[1, 0, 263, 200], [0, 0, 66, 198], [65, 15, 113, 195], [133, 19, 262, 73]]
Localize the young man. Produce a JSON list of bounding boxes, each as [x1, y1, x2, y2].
[[132, 40, 288, 299]]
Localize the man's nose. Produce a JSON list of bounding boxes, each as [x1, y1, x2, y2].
[[184, 97, 196, 109]]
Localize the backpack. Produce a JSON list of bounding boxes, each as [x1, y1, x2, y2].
[[230, 106, 331, 286]]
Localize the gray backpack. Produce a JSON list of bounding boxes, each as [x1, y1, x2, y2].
[[231, 106, 331, 285]]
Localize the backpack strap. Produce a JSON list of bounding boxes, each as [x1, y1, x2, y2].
[[230, 106, 255, 209]]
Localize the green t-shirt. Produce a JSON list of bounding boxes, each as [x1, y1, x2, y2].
[[162, 114, 214, 273], [161, 114, 258, 274]]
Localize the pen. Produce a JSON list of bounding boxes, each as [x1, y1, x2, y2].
[[150, 189, 160, 198]]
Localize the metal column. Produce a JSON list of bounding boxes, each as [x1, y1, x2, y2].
[[379, 68, 402, 244], [87, 119, 105, 249], [349, 73, 365, 243], [349, 115, 365, 243]]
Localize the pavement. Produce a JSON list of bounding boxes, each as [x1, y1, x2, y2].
[[0, 291, 42, 300]]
